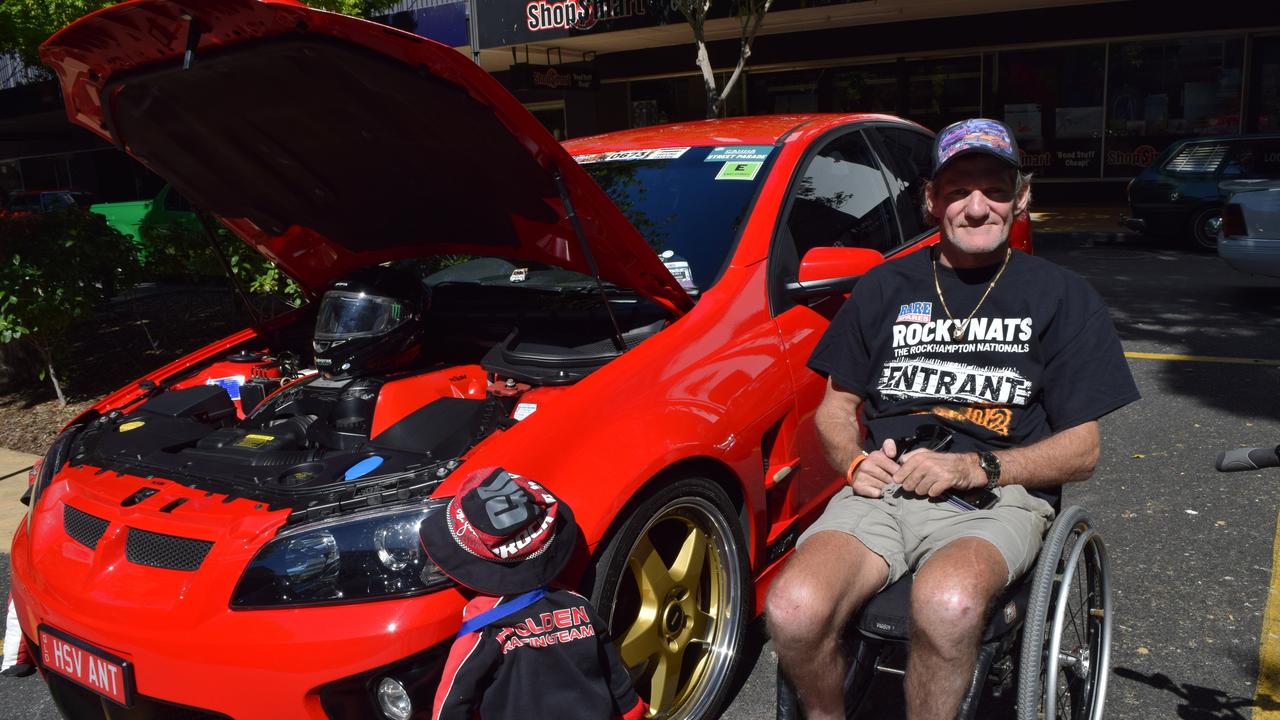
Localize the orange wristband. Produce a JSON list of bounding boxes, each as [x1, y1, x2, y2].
[[846, 452, 869, 484]]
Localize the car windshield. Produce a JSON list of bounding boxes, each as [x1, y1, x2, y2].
[[577, 145, 774, 292], [415, 146, 773, 297]]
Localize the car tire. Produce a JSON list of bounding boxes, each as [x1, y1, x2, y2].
[[1188, 206, 1222, 251], [589, 477, 750, 720]]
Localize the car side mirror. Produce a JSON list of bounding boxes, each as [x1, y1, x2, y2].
[[785, 246, 883, 300], [1010, 212, 1032, 253]]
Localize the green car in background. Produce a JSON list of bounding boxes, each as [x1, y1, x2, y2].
[[91, 184, 199, 263]]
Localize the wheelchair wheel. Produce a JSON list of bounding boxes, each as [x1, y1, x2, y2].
[[1016, 506, 1112, 720]]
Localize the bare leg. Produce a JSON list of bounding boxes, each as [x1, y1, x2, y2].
[[766, 531, 889, 720], [905, 537, 1009, 720]]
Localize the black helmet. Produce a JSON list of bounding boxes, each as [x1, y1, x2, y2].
[[313, 266, 424, 378]]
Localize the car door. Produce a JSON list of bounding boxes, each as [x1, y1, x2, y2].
[[767, 125, 913, 545]]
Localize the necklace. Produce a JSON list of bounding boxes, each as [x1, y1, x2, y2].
[[931, 246, 1012, 342]]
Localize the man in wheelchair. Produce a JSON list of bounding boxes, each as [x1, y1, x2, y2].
[[766, 119, 1139, 720]]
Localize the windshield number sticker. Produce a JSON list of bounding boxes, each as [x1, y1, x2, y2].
[[573, 147, 690, 164], [510, 268, 529, 283], [716, 161, 762, 181], [705, 145, 773, 163]]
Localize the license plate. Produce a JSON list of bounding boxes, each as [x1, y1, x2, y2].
[[38, 625, 134, 707]]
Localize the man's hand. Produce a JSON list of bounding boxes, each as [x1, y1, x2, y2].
[[849, 438, 901, 498], [894, 450, 983, 497]]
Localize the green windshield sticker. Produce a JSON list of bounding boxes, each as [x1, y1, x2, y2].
[[705, 145, 773, 162], [716, 161, 762, 181]]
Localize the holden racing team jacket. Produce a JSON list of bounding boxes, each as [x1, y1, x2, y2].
[[432, 588, 646, 720]]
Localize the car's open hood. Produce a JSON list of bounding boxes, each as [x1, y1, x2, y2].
[[40, 0, 692, 315]]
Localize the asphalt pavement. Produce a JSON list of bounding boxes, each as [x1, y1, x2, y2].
[[4, 229, 1280, 720]]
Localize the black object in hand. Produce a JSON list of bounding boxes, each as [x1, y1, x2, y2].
[[893, 423, 954, 459]]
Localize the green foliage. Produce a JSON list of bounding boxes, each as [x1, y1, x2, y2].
[[135, 214, 303, 304], [0, 0, 116, 68], [306, 0, 400, 17], [0, 0, 399, 71], [0, 208, 139, 369]]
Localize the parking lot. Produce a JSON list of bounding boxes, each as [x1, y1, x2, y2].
[[4, 225, 1280, 720]]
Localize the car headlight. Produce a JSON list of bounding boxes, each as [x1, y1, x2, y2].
[[26, 423, 84, 532], [231, 500, 452, 608]]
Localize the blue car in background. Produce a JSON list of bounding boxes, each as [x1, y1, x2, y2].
[[1123, 134, 1280, 250]]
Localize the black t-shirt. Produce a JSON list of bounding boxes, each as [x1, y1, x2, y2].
[[808, 248, 1139, 500]]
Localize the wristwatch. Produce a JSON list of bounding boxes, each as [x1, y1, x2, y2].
[[977, 451, 1001, 491]]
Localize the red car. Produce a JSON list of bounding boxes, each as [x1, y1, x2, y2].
[[13, 2, 1030, 719]]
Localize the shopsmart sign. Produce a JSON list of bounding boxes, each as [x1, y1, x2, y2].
[[525, 0, 647, 31]]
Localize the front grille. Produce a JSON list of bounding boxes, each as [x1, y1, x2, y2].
[[63, 504, 110, 548], [44, 673, 231, 719], [125, 528, 213, 571]]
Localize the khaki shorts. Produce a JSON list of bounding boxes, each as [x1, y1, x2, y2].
[[797, 483, 1056, 587]]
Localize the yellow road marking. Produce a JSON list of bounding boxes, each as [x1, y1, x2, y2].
[[1124, 351, 1280, 366], [1255, 512, 1280, 717]]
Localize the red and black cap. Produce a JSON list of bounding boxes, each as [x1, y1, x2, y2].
[[420, 467, 577, 595]]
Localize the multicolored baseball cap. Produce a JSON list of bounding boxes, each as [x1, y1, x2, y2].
[[932, 118, 1021, 176]]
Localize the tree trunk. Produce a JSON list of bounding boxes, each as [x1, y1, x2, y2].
[[33, 339, 66, 406]]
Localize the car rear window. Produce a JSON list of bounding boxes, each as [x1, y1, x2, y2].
[[1163, 142, 1229, 175], [575, 145, 773, 293]]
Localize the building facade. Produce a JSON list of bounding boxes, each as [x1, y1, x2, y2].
[[1, 0, 1275, 199], [459, 0, 1279, 191]]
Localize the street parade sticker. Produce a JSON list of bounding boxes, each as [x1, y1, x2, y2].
[[572, 147, 689, 164], [704, 145, 773, 163], [716, 161, 762, 181]]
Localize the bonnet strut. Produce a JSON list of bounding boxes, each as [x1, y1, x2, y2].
[[552, 169, 627, 353], [196, 211, 265, 336]]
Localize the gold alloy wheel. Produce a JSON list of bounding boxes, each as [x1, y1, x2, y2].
[[611, 496, 743, 720]]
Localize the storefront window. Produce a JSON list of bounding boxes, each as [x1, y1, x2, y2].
[[905, 56, 980, 131], [1104, 36, 1244, 177], [745, 62, 900, 115], [628, 73, 746, 128], [988, 45, 1105, 178], [1248, 35, 1280, 133]]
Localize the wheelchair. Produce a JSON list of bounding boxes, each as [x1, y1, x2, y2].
[[776, 504, 1113, 720]]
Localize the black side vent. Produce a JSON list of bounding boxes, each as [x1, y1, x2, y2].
[[63, 505, 110, 549], [125, 528, 214, 571]]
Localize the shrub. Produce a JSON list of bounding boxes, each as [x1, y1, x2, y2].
[[0, 208, 140, 402], [136, 213, 302, 302]]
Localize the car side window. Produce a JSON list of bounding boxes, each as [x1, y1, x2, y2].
[[785, 131, 900, 258], [1163, 142, 1229, 175], [1222, 138, 1280, 179], [872, 126, 936, 242], [45, 193, 75, 211]]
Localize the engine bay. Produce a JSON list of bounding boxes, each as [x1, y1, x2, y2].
[[68, 363, 505, 520], [63, 268, 671, 524]]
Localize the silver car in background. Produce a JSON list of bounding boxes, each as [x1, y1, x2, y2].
[[1218, 180, 1280, 279]]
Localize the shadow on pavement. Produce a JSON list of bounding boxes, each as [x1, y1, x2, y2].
[[1113, 665, 1278, 720], [1035, 232, 1280, 424]]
